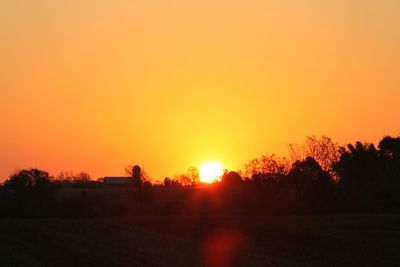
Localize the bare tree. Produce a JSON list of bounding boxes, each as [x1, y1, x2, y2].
[[242, 154, 289, 179], [177, 174, 190, 186], [288, 135, 339, 172], [174, 167, 200, 186], [187, 166, 200, 185], [55, 171, 91, 186]]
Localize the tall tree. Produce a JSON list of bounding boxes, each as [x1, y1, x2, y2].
[[242, 154, 289, 182], [4, 168, 51, 191], [333, 142, 381, 186], [288, 135, 339, 173], [378, 136, 400, 183]]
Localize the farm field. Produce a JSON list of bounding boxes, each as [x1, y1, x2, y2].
[[0, 214, 400, 267]]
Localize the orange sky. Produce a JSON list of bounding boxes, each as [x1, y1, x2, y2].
[[0, 0, 399, 181]]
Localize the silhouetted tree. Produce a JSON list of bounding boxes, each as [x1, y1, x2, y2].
[[242, 154, 288, 183], [283, 157, 333, 211], [221, 171, 243, 187], [286, 157, 331, 184], [4, 168, 51, 191], [379, 136, 400, 183], [187, 166, 200, 186], [333, 142, 381, 186], [379, 136, 400, 157], [288, 135, 339, 173], [3, 169, 55, 217], [332, 141, 398, 211], [177, 174, 191, 186], [174, 167, 200, 186], [163, 177, 172, 187], [72, 172, 91, 187], [142, 181, 152, 188], [163, 177, 181, 187], [54, 171, 93, 188]]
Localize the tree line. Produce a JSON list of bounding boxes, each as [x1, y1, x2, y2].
[[0, 135, 399, 217]]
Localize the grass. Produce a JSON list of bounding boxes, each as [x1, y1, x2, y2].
[[0, 214, 400, 266]]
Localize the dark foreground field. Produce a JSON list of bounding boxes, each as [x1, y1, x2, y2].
[[0, 215, 400, 267]]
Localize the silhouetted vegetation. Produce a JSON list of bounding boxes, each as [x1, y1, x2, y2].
[[1, 135, 400, 218], [1, 169, 56, 217]]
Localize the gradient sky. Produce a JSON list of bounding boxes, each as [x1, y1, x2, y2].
[[1, 0, 399, 181]]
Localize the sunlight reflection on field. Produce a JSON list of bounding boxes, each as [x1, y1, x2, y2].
[[203, 229, 246, 267]]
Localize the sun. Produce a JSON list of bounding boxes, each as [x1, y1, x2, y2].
[[199, 161, 224, 183]]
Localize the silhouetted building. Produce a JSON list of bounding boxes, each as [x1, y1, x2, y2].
[[132, 165, 142, 186]]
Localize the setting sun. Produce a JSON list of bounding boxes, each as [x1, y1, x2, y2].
[[199, 162, 224, 183]]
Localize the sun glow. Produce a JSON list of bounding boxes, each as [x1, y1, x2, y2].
[[199, 162, 224, 183]]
